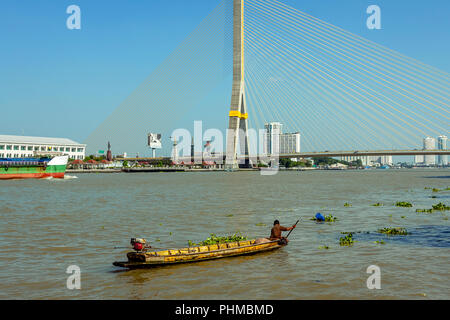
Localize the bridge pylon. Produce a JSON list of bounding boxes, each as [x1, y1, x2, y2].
[[225, 0, 251, 170]]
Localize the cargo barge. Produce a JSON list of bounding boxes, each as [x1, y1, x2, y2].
[[0, 155, 69, 180]]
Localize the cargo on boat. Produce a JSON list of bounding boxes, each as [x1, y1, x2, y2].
[[113, 239, 285, 269], [0, 155, 69, 180]]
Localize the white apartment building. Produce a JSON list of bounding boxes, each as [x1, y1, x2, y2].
[[341, 156, 371, 166], [339, 155, 392, 166], [414, 155, 424, 165], [0, 135, 86, 160], [264, 122, 283, 155], [263, 122, 301, 155], [280, 133, 301, 154], [379, 155, 393, 166], [437, 135, 448, 166], [423, 137, 436, 166]]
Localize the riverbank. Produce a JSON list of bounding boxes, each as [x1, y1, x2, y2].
[[66, 166, 448, 174]]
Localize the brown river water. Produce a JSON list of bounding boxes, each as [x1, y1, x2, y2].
[[0, 169, 449, 299]]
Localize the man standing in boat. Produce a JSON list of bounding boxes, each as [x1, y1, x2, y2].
[[269, 220, 296, 244]]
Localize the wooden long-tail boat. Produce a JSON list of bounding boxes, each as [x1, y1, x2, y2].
[[113, 239, 285, 269]]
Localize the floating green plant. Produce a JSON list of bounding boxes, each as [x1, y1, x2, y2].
[[371, 203, 383, 207], [189, 233, 248, 246], [401, 216, 406, 219], [378, 227, 408, 235], [432, 203, 450, 211], [310, 214, 338, 222], [226, 214, 234, 217], [255, 223, 267, 227], [374, 240, 385, 244], [339, 233, 354, 246], [425, 187, 450, 192], [319, 245, 330, 250], [395, 202, 413, 207], [340, 231, 368, 234], [344, 203, 352, 207], [324, 214, 338, 222], [416, 208, 433, 213], [416, 203, 449, 213]]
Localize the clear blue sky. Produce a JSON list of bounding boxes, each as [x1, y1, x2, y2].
[[1, 0, 449, 148]]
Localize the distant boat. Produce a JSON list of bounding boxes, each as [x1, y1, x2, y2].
[[0, 155, 68, 180], [378, 165, 390, 170]]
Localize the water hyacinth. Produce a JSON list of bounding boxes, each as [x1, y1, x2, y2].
[[395, 202, 413, 207], [371, 203, 383, 207], [432, 203, 450, 211], [310, 214, 338, 222], [416, 208, 433, 213], [416, 203, 449, 213], [339, 233, 354, 246], [324, 214, 338, 222], [378, 227, 408, 235], [189, 233, 248, 247]]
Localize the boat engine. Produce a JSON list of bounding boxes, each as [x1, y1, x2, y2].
[[130, 238, 148, 252]]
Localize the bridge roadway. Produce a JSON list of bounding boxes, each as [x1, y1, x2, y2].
[[256, 149, 450, 159], [122, 149, 449, 162]]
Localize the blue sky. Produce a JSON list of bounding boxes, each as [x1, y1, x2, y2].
[[1, 0, 449, 153]]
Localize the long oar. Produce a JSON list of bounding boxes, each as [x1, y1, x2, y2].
[[285, 219, 300, 239]]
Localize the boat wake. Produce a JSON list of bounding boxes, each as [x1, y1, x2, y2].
[[43, 175, 78, 181], [64, 175, 78, 180]]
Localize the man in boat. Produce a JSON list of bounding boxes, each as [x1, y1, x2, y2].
[[269, 220, 296, 244], [254, 220, 297, 245]]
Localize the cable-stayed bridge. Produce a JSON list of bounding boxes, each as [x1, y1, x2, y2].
[[85, 0, 450, 166]]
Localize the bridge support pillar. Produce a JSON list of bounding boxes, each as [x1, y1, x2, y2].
[[225, 0, 251, 170]]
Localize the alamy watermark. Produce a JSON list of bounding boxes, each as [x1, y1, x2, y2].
[[367, 5, 381, 30], [170, 121, 286, 175], [366, 265, 381, 290], [66, 5, 81, 30], [66, 265, 81, 290]]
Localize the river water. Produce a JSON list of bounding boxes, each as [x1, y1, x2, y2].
[[0, 169, 449, 299]]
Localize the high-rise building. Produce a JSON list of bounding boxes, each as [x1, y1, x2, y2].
[[263, 122, 301, 155], [379, 156, 393, 166], [423, 137, 436, 166], [264, 122, 283, 155], [280, 133, 301, 154], [415, 155, 424, 165], [341, 156, 367, 166], [437, 135, 448, 166]]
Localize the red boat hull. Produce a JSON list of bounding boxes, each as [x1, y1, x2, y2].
[[0, 172, 65, 180]]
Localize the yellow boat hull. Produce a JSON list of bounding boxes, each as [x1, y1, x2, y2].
[[113, 239, 284, 269]]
